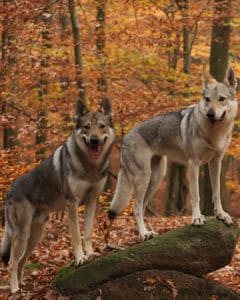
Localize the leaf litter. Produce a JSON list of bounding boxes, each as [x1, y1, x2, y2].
[[0, 213, 239, 299]]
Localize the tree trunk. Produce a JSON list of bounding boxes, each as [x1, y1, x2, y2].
[[55, 217, 239, 295], [166, 163, 179, 215], [35, 2, 52, 162], [199, 164, 213, 215], [167, 30, 181, 70], [177, 164, 188, 212], [210, 0, 231, 82], [183, 25, 191, 74], [58, 0, 69, 40], [175, 0, 192, 74], [165, 163, 188, 216], [164, 0, 191, 217], [180, 0, 192, 74], [68, 0, 86, 104], [58, 4, 72, 135], [220, 155, 231, 211], [95, 0, 107, 95], [201, 0, 232, 211], [1, 6, 19, 150]]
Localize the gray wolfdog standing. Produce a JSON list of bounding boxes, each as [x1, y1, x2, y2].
[[1, 97, 115, 293], [108, 67, 238, 241]]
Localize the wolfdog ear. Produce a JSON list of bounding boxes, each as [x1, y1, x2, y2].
[[99, 97, 112, 116], [224, 67, 238, 90], [203, 65, 217, 87], [76, 99, 88, 118], [76, 100, 88, 128]]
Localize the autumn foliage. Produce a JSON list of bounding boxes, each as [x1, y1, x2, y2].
[[1, 0, 240, 298]]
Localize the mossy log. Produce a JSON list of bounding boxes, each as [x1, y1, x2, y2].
[[55, 217, 239, 297], [73, 270, 240, 300]]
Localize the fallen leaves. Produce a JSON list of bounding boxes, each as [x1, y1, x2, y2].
[[0, 213, 239, 299], [143, 276, 178, 299]]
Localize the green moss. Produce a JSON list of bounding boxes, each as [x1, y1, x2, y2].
[[0, 280, 8, 286], [55, 265, 76, 281], [55, 217, 239, 295], [25, 263, 42, 271]]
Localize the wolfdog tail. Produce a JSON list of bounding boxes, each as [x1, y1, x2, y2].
[[1, 208, 11, 266], [108, 166, 133, 220]]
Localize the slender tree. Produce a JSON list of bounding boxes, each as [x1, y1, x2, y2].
[[210, 0, 231, 81], [35, 1, 53, 161], [58, 2, 72, 134], [95, 0, 107, 95], [0, 2, 19, 149], [200, 0, 232, 215], [68, 0, 86, 104], [175, 0, 191, 73], [165, 0, 193, 216]]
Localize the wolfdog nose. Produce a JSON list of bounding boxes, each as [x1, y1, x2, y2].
[[90, 135, 99, 148], [207, 109, 215, 120]]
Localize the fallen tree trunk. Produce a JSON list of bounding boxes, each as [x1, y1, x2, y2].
[[55, 217, 239, 297]]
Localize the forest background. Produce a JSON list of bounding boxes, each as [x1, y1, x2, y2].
[[1, 0, 240, 298], [1, 0, 240, 217]]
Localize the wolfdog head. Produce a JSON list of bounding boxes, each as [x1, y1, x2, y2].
[[75, 97, 115, 161], [200, 67, 238, 125]]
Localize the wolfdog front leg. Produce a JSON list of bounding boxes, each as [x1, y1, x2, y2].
[[208, 157, 233, 225], [66, 202, 87, 265], [188, 159, 206, 225], [83, 198, 99, 257]]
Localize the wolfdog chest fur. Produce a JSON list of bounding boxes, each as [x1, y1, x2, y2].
[[6, 143, 109, 212]]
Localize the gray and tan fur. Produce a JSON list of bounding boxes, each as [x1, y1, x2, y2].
[[109, 67, 238, 240], [1, 97, 115, 293]]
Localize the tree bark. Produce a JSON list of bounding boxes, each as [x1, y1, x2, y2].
[[164, 1, 190, 216], [165, 163, 179, 215], [35, 1, 52, 162], [58, 0, 69, 41], [55, 217, 239, 296], [210, 0, 231, 82], [95, 0, 107, 95], [68, 0, 86, 104], [175, 0, 191, 74], [200, 0, 232, 212], [1, 4, 19, 150], [165, 163, 188, 216], [199, 164, 213, 215]]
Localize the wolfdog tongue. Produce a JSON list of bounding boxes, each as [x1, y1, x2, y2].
[[90, 145, 103, 160], [210, 119, 219, 127]]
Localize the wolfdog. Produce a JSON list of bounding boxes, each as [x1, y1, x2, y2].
[[1, 97, 115, 293], [108, 67, 238, 240]]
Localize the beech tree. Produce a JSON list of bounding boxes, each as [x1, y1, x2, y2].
[[36, 1, 53, 161], [200, 0, 232, 215], [68, 0, 86, 104], [1, 1, 19, 150]]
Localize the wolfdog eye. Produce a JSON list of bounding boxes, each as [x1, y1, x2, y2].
[[205, 97, 210, 102], [99, 124, 106, 129], [84, 124, 90, 130], [219, 96, 225, 102]]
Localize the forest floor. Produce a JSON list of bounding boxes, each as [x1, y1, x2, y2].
[[0, 212, 240, 299]]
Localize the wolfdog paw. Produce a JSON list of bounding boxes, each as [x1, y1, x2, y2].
[[10, 286, 20, 294], [192, 214, 206, 226], [141, 230, 158, 241], [215, 211, 233, 225], [75, 254, 88, 266]]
